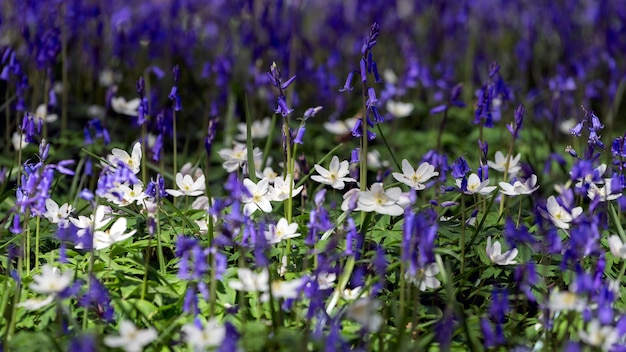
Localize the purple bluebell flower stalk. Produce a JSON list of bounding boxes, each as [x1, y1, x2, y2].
[[474, 62, 512, 127], [79, 276, 114, 322], [68, 334, 96, 352], [514, 262, 538, 302], [506, 104, 525, 139], [204, 117, 219, 158], [169, 65, 182, 111], [504, 218, 536, 248]]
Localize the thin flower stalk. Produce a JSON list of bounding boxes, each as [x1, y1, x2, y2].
[[498, 105, 525, 219]]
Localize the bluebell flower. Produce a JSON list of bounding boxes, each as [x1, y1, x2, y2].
[[562, 341, 582, 352], [216, 322, 240, 352], [451, 157, 470, 179], [344, 218, 357, 256], [590, 111, 604, 131], [79, 276, 114, 322], [275, 95, 293, 117], [359, 58, 367, 83], [570, 120, 585, 136], [368, 106, 384, 124], [436, 311, 455, 351], [303, 106, 323, 119], [514, 261, 538, 302], [504, 218, 536, 248], [294, 127, 306, 144], [10, 213, 21, 235], [488, 288, 510, 323], [481, 318, 505, 348], [506, 104, 525, 139], [366, 87, 378, 107], [68, 334, 96, 352], [338, 71, 354, 92]]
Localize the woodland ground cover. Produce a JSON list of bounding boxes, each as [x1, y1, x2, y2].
[[2, 1, 626, 351]]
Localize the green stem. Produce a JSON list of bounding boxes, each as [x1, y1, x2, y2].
[[155, 204, 166, 275], [244, 95, 257, 182], [172, 109, 178, 178], [460, 196, 466, 274], [376, 124, 401, 171], [283, 118, 292, 217], [141, 121, 148, 186], [6, 254, 23, 345], [34, 216, 40, 271], [140, 239, 151, 301], [498, 137, 516, 219], [82, 201, 99, 330]]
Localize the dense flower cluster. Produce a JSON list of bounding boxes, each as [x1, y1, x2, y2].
[[4, 1, 626, 351]]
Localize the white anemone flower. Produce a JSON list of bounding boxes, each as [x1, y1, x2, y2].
[[356, 183, 407, 216], [34, 104, 58, 123], [487, 151, 521, 176], [404, 263, 441, 291], [70, 205, 112, 237], [456, 173, 497, 195], [103, 320, 157, 352], [340, 188, 360, 212], [218, 143, 262, 173], [269, 174, 303, 201], [366, 150, 390, 169], [342, 286, 365, 300], [573, 163, 607, 188], [547, 288, 586, 313], [110, 96, 141, 116], [235, 117, 271, 141], [166, 172, 206, 197], [385, 100, 414, 119], [346, 298, 383, 332], [311, 156, 356, 190], [106, 142, 142, 174], [12, 131, 28, 151], [499, 174, 540, 196], [43, 199, 73, 224], [262, 277, 305, 302], [317, 272, 337, 290], [587, 178, 622, 202], [228, 268, 269, 292], [256, 166, 279, 184], [92, 217, 137, 250], [323, 117, 357, 136], [608, 235, 626, 259], [242, 178, 272, 215], [181, 318, 226, 352], [383, 68, 398, 84], [29, 264, 73, 295], [542, 195, 583, 229], [105, 182, 148, 206], [392, 159, 438, 190], [264, 218, 300, 244], [486, 237, 518, 265], [579, 320, 619, 351], [18, 295, 54, 310]]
